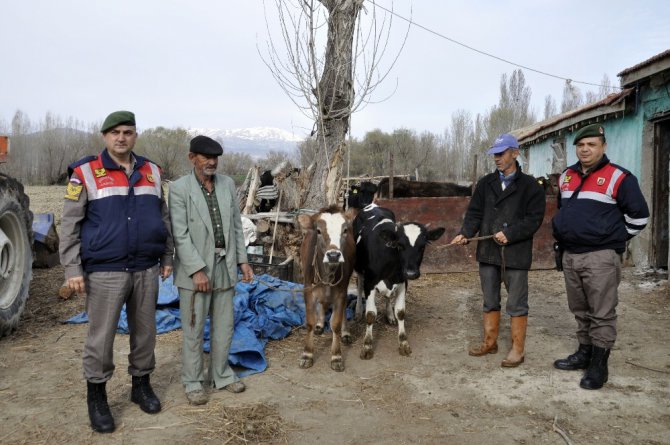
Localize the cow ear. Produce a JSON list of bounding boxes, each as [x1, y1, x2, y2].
[[297, 214, 314, 232], [426, 227, 446, 242]]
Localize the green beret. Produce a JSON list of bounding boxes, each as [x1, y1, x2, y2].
[[190, 135, 223, 156], [573, 124, 605, 144], [101, 110, 136, 133]]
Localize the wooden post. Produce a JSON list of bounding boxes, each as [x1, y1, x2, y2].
[[244, 166, 261, 214], [269, 189, 283, 264], [389, 152, 395, 199]]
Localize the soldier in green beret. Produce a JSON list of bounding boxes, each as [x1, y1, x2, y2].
[[60, 110, 174, 432], [552, 123, 649, 390]]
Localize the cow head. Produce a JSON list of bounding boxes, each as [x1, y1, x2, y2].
[[378, 223, 445, 280], [298, 206, 355, 268], [345, 181, 378, 210]]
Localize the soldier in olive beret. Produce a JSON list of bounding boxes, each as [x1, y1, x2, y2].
[[552, 123, 649, 390], [60, 111, 173, 432]]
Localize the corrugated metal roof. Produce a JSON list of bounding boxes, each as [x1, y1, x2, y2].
[[618, 48, 670, 77], [513, 88, 633, 144]]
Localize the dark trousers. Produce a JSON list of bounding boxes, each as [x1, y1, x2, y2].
[[479, 263, 529, 316]]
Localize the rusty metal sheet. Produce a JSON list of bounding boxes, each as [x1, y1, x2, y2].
[[376, 197, 558, 273]]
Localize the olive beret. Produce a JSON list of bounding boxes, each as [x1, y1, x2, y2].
[[190, 135, 223, 156], [573, 124, 606, 144], [100, 110, 136, 133]]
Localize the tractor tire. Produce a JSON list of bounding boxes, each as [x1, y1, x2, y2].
[[0, 174, 33, 337]]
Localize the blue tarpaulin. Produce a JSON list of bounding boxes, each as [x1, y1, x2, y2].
[[66, 274, 306, 377]]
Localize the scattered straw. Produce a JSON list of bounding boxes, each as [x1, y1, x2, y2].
[[178, 402, 293, 444]]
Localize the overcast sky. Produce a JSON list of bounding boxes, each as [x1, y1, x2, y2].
[[2, 0, 669, 139]]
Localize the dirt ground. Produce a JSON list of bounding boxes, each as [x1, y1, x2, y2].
[[1, 186, 668, 444]]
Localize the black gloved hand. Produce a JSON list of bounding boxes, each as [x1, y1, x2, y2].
[[554, 242, 564, 272]]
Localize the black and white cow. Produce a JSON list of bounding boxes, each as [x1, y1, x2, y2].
[[353, 203, 445, 359]]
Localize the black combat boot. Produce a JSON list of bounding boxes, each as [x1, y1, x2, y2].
[[131, 375, 161, 414], [87, 381, 115, 433], [554, 343, 592, 370], [579, 346, 610, 390]]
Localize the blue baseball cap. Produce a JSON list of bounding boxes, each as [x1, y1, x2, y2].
[[486, 133, 519, 154]]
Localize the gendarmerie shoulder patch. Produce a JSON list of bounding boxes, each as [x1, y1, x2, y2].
[[65, 180, 83, 201]]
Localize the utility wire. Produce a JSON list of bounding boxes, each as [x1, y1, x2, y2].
[[372, 2, 622, 90]]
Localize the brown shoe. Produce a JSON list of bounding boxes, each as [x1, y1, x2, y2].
[[186, 389, 208, 405], [223, 381, 246, 393], [501, 315, 528, 367], [469, 311, 500, 356]]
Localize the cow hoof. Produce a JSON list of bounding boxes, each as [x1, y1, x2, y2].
[[360, 348, 374, 360], [314, 325, 324, 335], [399, 343, 412, 356], [331, 359, 345, 372], [341, 333, 353, 345], [299, 357, 314, 369], [386, 317, 398, 326]]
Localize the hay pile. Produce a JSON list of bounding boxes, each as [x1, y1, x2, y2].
[[179, 402, 293, 444]]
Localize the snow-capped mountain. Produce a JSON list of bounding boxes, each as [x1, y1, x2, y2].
[[189, 127, 305, 158]]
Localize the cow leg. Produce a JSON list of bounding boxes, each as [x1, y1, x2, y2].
[[355, 273, 365, 321], [300, 292, 316, 369], [394, 283, 411, 356], [361, 288, 378, 360], [341, 313, 353, 345], [315, 301, 325, 335], [385, 292, 397, 325], [330, 296, 345, 372]]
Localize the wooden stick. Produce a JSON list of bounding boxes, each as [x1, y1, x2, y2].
[[552, 416, 575, 445], [625, 359, 670, 374]]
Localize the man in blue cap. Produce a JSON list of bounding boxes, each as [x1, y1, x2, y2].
[[451, 133, 545, 367], [552, 124, 649, 390]]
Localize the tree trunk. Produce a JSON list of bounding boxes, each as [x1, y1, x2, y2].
[[301, 0, 362, 210]]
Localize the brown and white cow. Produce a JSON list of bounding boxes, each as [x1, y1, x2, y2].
[[297, 205, 356, 372]]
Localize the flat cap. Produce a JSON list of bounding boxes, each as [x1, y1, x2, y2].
[[573, 124, 605, 144], [486, 133, 519, 154], [190, 135, 223, 156], [101, 110, 136, 133]]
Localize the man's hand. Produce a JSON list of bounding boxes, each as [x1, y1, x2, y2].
[[160, 265, 173, 280], [67, 276, 86, 296], [192, 270, 211, 293], [450, 234, 469, 245], [494, 231, 508, 245], [239, 263, 254, 283]]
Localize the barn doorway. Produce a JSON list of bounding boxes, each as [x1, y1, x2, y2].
[[652, 118, 669, 270]]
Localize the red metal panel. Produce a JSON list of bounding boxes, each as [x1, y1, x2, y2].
[[0, 136, 8, 163], [376, 196, 558, 273]]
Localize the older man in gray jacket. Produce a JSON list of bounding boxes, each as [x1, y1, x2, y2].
[[169, 135, 253, 405]]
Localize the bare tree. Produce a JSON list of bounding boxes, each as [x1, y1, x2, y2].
[[261, 0, 407, 208], [560, 79, 583, 113], [543, 94, 557, 120], [134, 127, 192, 180]]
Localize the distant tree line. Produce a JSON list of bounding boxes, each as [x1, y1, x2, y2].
[[0, 70, 614, 186]]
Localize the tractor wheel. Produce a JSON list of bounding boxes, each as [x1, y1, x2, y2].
[[0, 174, 33, 337]]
